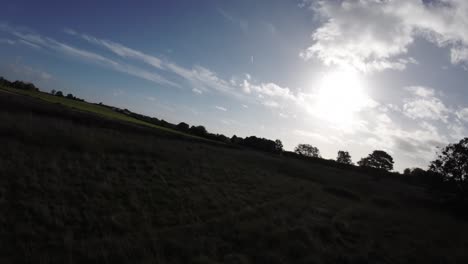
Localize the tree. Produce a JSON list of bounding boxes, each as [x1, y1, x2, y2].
[[429, 137, 468, 187], [357, 150, 394, 171], [336, 150, 352, 164], [189, 125, 207, 137], [55, 91, 64, 97], [404, 167, 426, 177], [66, 93, 75, 99], [51, 89, 56, 95], [231, 135, 243, 145], [0, 76, 9, 86], [176, 122, 190, 132], [243, 136, 277, 153], [294, 144, 320, 158], [274, 139, 283, 153]]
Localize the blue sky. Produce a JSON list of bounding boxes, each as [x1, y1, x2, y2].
[[2, 0, 468, 171]]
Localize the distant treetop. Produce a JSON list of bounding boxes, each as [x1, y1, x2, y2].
[[336, 150, 353, 165], [357, 150, 394, 171], [294, 144, 321, 158]]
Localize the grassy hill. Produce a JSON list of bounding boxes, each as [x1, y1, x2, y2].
[[0, 85, 205, 140], [1, 88, 468, 263]]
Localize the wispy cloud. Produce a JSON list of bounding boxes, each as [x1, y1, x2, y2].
[[403, 86, 450, 122], [61, 27, 318, 111], [192, 88, 203, 94], [67, 31, 164, 70], [66, 29, 246, 98], [0, 38, 15, 45], [8, 59, 54, 83], [263, 22, 276, 34], [0, 24, 177, 87], [215, 105, 227, 111], [217, 8, 248, 32], [262, 100, 280, 108], [18, 39, 41, 49], [7, 24, 300, 110]]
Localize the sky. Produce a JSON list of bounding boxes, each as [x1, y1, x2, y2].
[[1, 0, 468, 171]]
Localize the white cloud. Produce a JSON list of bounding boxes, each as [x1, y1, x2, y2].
[[262, 100, 280, 108], [405, 86, 435, 97], [241, 79, 297, 101], [301, 0, 415, 72], [215, 105, 227, 111], [456, 108, 468, 122], [192, 88, 203, 94], [403, 86, 450, 122], [302, 0, 468, 72]]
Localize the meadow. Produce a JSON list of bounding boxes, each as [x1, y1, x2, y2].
[[1, 88, 468, 263], [0, 85, 202, 139]]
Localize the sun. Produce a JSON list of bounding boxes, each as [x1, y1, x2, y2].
[[311, 68, 372, 128]]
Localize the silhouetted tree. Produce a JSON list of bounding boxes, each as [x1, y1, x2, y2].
[[51, 89, 56, 95], [403, 167, 428, 185], [275, 139, 283, 153], [357, 150, 394, 171], [410, 168, 426, 178], [336, 150, 352, 164], [231, 135, 243, 145], [294, 144, 320, 158], [190, 125, 208, 137], [404, 167, 426, 177], [66, 93, 74, 99], [243, 136, 277, 152], [10, 80, 38, 91], [430, 137, 468, 191], [55, 91, 64, 97], [176, 122, 190, 132], [0, 76, 10, 86], [212, 134, 229, 143]]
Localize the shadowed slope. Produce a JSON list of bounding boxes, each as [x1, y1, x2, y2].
[[1, 91, 468, 264]]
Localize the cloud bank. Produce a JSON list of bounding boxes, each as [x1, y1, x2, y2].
[[301, 0, 468, 72]]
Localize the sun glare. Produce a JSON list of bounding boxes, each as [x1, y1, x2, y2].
[[312, 68, 372, 128]]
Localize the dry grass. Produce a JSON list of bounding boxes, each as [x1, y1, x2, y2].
[[1, 91, 468, 263]]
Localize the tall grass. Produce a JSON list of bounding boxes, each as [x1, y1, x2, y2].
[[1, 91, 468, 263]]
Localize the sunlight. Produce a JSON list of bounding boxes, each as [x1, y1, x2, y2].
[[311, 68, 372, 129]]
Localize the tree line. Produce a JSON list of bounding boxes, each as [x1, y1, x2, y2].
[[50, 89, 85, 102], [0, 77, 39, 91], [0, 76, 85, 101]]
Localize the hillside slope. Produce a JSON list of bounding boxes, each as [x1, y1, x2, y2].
[[1, 90, 468, 264]]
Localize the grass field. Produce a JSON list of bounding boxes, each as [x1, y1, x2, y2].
[[0, 86, 205, 140], [1, 89, 468, 263]]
